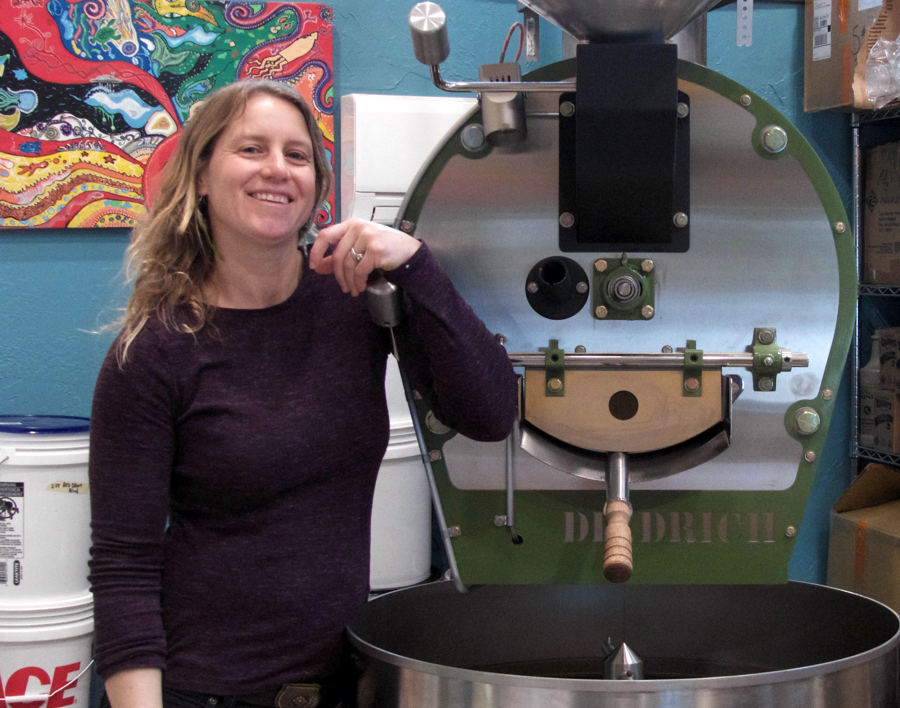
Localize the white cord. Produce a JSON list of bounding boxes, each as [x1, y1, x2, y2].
[[4, 661, 94, 704]]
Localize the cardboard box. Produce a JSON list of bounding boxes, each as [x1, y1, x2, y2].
[[864, 146, 900, 284], [805, 0, 900, 112], [828, 463, 900, 613]]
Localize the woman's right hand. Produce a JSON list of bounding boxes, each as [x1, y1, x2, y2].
[[308, 218, 421, 297]]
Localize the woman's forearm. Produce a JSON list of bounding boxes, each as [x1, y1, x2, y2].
[[105, 669, 163, 708]]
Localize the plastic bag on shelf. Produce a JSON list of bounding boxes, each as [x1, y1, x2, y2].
[[866, 35, 900, 109]]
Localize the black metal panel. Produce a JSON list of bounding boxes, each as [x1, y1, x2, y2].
[[559, 43, 690, 253]]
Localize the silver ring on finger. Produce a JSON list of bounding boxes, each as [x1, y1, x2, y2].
[[350, 246, 364, 263]]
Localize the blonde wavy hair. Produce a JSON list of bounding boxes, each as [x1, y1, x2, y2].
[[116, 80, 333, 363]]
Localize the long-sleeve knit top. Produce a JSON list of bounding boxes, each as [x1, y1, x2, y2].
[[88, 243, 518, 694]]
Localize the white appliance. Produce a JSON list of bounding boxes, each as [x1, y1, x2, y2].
[[340, 93, 476, 225]]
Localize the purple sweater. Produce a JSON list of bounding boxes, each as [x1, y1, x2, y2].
[[88, 244, 517, 693]]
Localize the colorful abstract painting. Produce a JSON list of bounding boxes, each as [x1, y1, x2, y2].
[[0, 0, 334, 229]]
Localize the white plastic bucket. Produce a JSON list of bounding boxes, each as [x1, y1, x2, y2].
[[0, 601, 93, 708], [369, 424, 431, 591], [0, 416, 91, 604], [383, 357, 412, 429], [370, 358, 431, 591]]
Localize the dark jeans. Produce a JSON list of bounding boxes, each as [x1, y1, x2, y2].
[[100, 683, 352, 708], [163, 688, 260, 708]]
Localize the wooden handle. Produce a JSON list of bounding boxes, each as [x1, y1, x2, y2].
[[604, 499, 633, 583]]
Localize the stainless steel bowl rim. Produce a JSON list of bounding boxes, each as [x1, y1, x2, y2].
[[348, 582, 900, 693]]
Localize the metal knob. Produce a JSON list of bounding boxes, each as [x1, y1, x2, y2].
[[409, 2, 450, 66], [367, 270, 403, 328]]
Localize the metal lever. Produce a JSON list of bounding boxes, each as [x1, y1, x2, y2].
[[366, 267, 468, 593], [410, 0, 527, 145], [408, 2, 575, 94]]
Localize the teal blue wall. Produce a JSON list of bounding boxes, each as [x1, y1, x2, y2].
[[0, 0, 851, 583]]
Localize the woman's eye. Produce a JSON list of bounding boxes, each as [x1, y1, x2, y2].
[[287, 151, 309, 162]]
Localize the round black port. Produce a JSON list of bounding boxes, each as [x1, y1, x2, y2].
[[609, 390, 639, 421], [525, 256, 589, 320]]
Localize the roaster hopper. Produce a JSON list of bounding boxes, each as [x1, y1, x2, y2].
[[348, 1, 900, 706]]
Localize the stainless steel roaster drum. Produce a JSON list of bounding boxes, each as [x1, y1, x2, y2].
[[348, 581, 900, 708]]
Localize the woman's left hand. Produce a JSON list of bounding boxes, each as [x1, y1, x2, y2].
[[308, 218, 422, 297]]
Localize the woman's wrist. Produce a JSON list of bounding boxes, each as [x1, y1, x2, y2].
[[104, 668, 163, 708]]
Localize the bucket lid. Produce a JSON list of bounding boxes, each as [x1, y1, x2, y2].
[[383, 425, 421, 460], [0, 605, 94, 627], [0, 416, 90, 435], [0, 612, 94, 640]]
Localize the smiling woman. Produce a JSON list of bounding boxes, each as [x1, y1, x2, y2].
[[86, 79, 519, 708]]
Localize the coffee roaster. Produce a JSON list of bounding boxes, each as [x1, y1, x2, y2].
[[348, 2, 900, 705]]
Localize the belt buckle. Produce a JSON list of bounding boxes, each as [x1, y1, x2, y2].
[[274, 684, 321, 708]]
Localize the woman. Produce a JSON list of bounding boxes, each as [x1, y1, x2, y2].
[[88, 80, 518, 708]]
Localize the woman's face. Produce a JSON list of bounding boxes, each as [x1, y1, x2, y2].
[[197, 93, 317, 255]]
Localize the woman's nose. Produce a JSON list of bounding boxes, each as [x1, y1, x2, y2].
[[261, 152, 289, 179]]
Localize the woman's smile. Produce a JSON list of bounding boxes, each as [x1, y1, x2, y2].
[[251, 192, 292, 204]]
